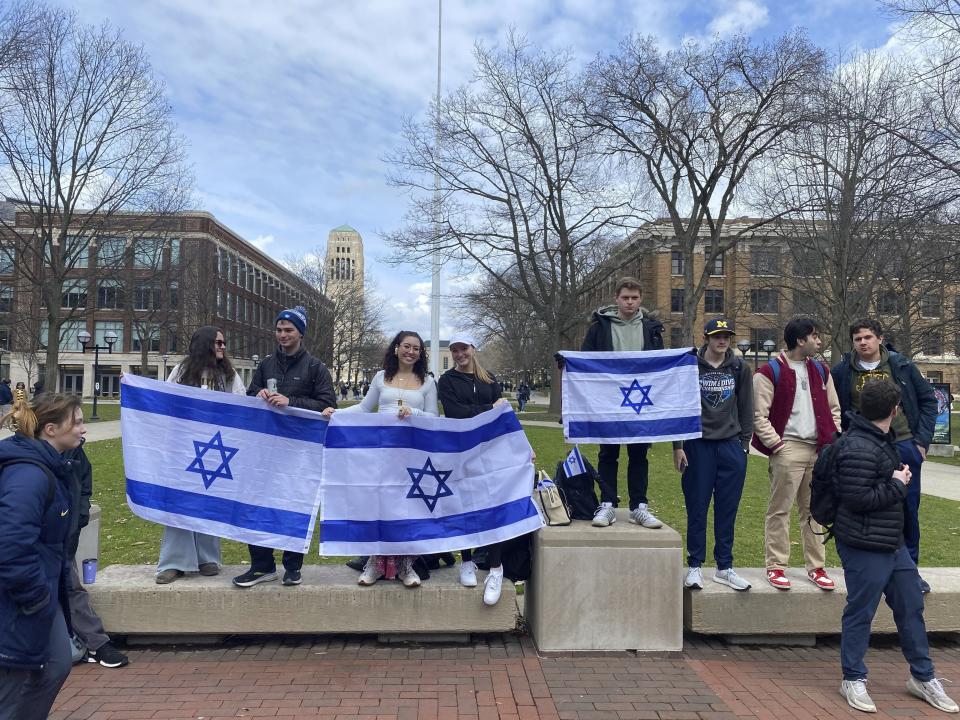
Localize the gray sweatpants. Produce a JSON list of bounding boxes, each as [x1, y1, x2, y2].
[[0, 607, 72, 720], [68, 557, 109, 652]]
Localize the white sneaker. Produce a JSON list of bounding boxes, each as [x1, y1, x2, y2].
[[684, 567, 703, 589], [629, 503, 662, 528], [907, 676, 959, 713], [714, 568, 751, 591], [483, 568, 503, 605], [841, 679, 877, 713], [398, 558, 421, 588], [592, 502, 616, 527], [358, 557, 384, 586], [459, 560, 478, 587]]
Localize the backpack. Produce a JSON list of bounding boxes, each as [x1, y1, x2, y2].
[[809, 432, 847, 537], [553, 457, 599, 521], [767, 357, 827, 386], [0, 459, 57, 511]]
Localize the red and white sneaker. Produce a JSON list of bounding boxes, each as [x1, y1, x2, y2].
[[766, 568, 791, 590], [808, 568, 835, 591]]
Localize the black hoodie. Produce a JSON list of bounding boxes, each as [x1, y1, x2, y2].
[[437, 369, 501, 419]]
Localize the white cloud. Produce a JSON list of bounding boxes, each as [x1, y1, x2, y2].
[[707, 0, 769, 37], [250, 234, 275, 251]]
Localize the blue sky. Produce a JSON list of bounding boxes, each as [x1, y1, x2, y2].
[[63, 0, 900, 338]]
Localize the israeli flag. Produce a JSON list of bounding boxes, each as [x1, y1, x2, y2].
[[562, 445, 587, 478], [560, 348, 702, 444], [120, 374, 327, 553], [319, 403, 543, 556]]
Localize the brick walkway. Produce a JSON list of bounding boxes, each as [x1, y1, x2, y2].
[[51, 635, 960, 720]]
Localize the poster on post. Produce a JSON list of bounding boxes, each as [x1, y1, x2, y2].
[[931, 382, 951, 445]]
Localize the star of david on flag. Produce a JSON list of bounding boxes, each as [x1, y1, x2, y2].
[[559, 348, 702, 444], [406, 458, 453, 511], [185, 431, 238, 489]]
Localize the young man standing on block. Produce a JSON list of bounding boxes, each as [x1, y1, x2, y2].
[[834, 380, 957, 715], [831, 318, 937, 593], [580, 277, 664, 529], [752, 316, 841, 591], [674, 318, 753, 592]]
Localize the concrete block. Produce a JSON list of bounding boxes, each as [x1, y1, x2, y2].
[[685, 567, 960, 636], [525, 510, 683, 652], [928, 444, 956, 457], [76, 504, 100, 567], [88, 564, 516, 636]]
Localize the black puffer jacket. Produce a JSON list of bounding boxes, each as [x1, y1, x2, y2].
[[833, 411, 908, 552], [247, 345, 337, 412]]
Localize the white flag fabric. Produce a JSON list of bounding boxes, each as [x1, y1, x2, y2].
[[559, 349, 702, 444], [319, 403, 543, 556], [120, 374, 326, 553]]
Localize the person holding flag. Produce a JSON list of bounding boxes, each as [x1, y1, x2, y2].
[[673, 318, 753, 591]]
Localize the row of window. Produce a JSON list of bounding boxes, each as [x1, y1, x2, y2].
[[35, 320, 173, 354], [329, 257, 357, 281], [0, 281, 178, 312], [215, 247, 305, 308], [0, 237, 179, 274]]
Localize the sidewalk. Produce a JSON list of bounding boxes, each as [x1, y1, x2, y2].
[[51, 633, 960, 719]]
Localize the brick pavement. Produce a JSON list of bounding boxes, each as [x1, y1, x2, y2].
[[51, 634, 960, 720]]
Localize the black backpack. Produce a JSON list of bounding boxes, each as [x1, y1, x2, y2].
[[553, 457, 600, 521], [810, 432, 847, 537]]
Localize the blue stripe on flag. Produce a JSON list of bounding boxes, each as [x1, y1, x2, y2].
[[322, 496, 538, 543], [325, 410, 523, 451], [568, 415, 701, 438], [127, 478, 313, 539], [563, 353, 696, 375], [121, 382, 327, 444]]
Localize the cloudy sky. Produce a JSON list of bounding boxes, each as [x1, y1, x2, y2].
[[63, 0, 899, 339]]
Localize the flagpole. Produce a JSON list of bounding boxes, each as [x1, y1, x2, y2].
[[430, 0, 442, 377]]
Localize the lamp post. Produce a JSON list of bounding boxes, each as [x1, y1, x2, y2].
[[161, 353, 169, 381], [78, 329, 117, 421], [252, 353, 260, 368], [0, 345, 7, 375], [736, 339, 752, 369], [762, 339, 777, 368]]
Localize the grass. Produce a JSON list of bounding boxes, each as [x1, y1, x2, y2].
[[82, 402, 120, 422], [84, 426, 960, 569]]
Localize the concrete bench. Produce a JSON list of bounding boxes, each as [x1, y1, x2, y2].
[[684, 567, 960, 642], [87, 564, 517, 638], [525, 510, 683, 652]]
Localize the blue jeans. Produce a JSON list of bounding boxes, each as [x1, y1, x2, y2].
[[896, 441, 923, 564], [0, 607, 72, 720], [680, 438, 747, 570], [836, 541, 933, 682]]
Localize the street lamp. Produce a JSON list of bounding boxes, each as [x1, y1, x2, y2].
[[78, 329, 117, 421], [762, 339, 777, 367], [161, 353, 169, 380], [736, 339, 751, 358], [252, 353, 260, 368]]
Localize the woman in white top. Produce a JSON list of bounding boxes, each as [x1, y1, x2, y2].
[[155, 326, 246, 584], [322, 330, 439, 587]]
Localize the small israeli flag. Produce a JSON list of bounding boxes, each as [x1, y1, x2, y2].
[[559, 348, 702, 444], [120, 374, 327, 553], [319, 403, 543, 556], [562, 445, 587, 478]]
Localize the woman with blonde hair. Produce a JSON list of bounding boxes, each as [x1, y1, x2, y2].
[[0, 393, 86, 717]]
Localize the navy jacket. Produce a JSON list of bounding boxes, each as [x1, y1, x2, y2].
[[832, 350, 938, 449], [0, 435, 75, 669]]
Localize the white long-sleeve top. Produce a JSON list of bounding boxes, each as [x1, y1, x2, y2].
[[338, 370, 438, 416], [167, 362, 246, 395]]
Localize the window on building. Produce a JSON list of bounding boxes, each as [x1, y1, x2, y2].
[[0, 285, 12, 313], [926, 370, 943, 382], [670, 288, 684, 313], [132, 322, 161, 352], [920, 289, 943, 318], [791, 247, 820, 277], [133, 285, 161, 311], [216, 288, 222, 316], [134, 237, 164, 269], [63, 236, 89, 269], [226, 292, 233, 320], [0, 249, 13, 275], [95, 321, 124, 352], [750, 288, 779, 314], [670, 250, 683, 276], [793, 288, 817, 316], [443, 356, 449, 370], [750, 247, 780, 276], [255, 269, 262, 295], [97, 237, 126, 267], [61, 279, 87, 309], [169, 281, 179, 310], [921, 332, 943, 356], [0, 326, 9, 349], [231, 255, 239, 284], [219, 247, 229, 276], [707, 252, 724, 276], [97, 279, 123, 309], [169, 238, 180, 265], [704, 289, 724, 313], [750, 327, 780, 353], [877, 290, 905, 316], [168, 328, 178, 353], [670, 326, 686, 348], [40, 319, 84, 351], [239, 261, 247, 288]]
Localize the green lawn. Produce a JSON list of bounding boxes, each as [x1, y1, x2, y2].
[[84, 426, 960, 569], [82, 403, 120, 422]]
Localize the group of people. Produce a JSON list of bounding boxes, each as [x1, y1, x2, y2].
[[581, 277, 954, 715]]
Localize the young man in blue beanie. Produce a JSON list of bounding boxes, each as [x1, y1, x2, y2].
[[232, 306, 337, 589]]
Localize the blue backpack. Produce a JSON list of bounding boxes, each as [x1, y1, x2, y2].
[[766, 358, 827, 386]]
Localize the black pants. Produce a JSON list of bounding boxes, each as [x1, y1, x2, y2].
[[0, 608, 71, 720], [461, 543, 503, 567], [247, 544, 303, 573], [597, 443, 650, 509]]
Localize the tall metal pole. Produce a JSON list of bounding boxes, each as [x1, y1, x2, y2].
[[429, 0, 442, 377]]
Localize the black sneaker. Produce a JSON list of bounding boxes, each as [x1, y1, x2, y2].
[[345, 556, 368, 571], [86, 642, 129, 668], [920, 577, 931, 594], [232, 569, 278, 587], [282, 569, 302, 586]]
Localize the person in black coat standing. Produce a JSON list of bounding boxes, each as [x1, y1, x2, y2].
[[834, 380, 957, 715]]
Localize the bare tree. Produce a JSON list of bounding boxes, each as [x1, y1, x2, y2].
[[0, 8, 190, 391], [586, 31, 824, 340], [386, 34, 637, 412]]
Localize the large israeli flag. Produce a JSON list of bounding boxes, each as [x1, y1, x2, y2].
[[560, 348, 701, 444], [319, 403, 543, 556], [120, 374, 327, 553]]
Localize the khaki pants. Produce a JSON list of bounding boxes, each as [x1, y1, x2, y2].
[[764, 439, 826, 572]]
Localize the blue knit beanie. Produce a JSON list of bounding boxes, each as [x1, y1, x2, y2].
[[276, 305, 307, 336]]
